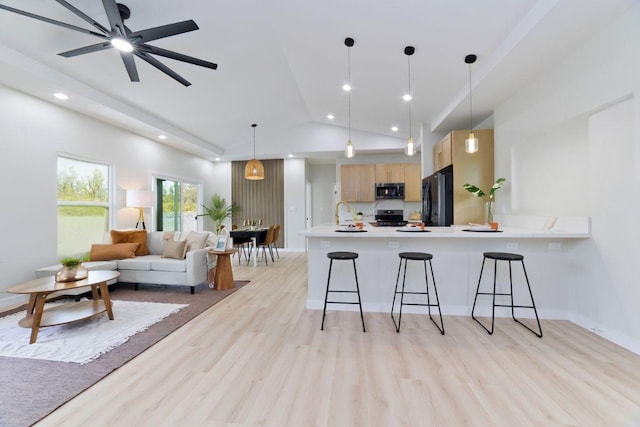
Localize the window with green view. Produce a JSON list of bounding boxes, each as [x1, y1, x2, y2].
[[57, 156, 111, 257]]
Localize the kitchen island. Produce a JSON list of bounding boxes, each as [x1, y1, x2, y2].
[[302, 216, 590, 319]]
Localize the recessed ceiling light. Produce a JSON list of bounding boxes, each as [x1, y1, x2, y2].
[[327, 114, 334, 120], [53, 92, 69, 100], [391, 126, 399, 132], [158, 134, 167, 140], [111, 38, 133, 52], [215, 157, 221, 161], [342, 83, 351, 92], [402, 94, 412, 101], [288, 154, 294, 158]]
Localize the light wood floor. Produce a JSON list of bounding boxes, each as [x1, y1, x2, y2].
[[35, 252, 640, 426]]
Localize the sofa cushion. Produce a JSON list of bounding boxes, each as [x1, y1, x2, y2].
[[111, 230, 150, 256], [162, 239, 187, 260], [185, 231, 209, 252], [90, 243, 139, 261], [117, 257, 151, 271], [151, 257, 187, 272]]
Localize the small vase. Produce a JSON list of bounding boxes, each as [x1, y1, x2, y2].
[[55, 264, 89, 282], [485, 201, 495, 225]]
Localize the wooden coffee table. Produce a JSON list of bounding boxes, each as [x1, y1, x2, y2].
[[7, 270, 120, 344], [208, 249, 237, 291]]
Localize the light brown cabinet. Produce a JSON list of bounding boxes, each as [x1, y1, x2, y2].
[[437, 129, 494, 225], [340, 164, 375, 202], [375, 163, 405, 183], [403, 163, 422, 202]]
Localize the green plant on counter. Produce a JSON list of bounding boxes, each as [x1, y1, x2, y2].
[[201, 194, 241, 234], [60, 255, 89, 267], [463, 177, 506, 201]]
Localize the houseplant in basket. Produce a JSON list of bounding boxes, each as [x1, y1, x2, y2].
[[463, 177, 506, 225]]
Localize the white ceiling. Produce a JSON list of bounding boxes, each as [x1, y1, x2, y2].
[[0, 0, 635, 161]]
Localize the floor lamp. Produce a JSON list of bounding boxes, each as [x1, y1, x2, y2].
[[126, 190, 154, 230]]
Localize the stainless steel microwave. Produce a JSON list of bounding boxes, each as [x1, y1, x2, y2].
[[375, 183, 405, 199]]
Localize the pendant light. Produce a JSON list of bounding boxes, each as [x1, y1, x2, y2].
[[404, 46, 416, 156], [344, 37, 355, 158], [244, 123, 264, 180], [465, 54, 479, 154]]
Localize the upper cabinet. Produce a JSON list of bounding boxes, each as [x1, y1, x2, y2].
[[433, 133, 453, 171], [403, 163, 422, 202], [340, 164, 375, 202], [375, 163, 405, 183]]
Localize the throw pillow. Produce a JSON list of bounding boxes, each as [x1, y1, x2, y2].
[[162, 238, 188, 260], [90, 243, 140, 261], [110, 230, 150, 256], [185, 231, 209, 252]]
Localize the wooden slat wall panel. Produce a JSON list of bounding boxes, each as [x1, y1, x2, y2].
[[231, 159, 285, 247]]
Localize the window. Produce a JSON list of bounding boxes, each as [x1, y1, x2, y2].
[[57, 156, 111, 257], [155, 178, 200, 232]]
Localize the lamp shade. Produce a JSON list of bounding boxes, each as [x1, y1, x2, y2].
[[126, 190, 154, 208], [244, 159, 265, 180]]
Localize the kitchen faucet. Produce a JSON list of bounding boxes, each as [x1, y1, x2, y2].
[[335, 200, 351, 225]]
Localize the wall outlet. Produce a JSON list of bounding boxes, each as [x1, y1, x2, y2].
[[320, 241, 330, 248], [388, 241, 400, 249], [506, 242, 518, 250], [548, 242, 562, 250]]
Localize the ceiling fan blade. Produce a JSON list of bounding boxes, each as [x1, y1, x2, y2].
[[53, 0, 110, 34], [129, 20, 199, 43], [58, 41, 113, 57], [101, 0, 127, 37], [120, 51, 139, 82], [0, 4, 108, 38], [134, 51, 191, 86], [143, 45, 217, 69]]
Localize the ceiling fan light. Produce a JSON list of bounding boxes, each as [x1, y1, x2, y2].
[[465, 133, 479, 153], [345, 139, 355, 158], [111, 37, 133, 52]]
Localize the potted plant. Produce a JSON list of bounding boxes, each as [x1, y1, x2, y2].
[[56, 255, 89, 282], [463, 177, 506, 225], [201, 194, 241, 235]]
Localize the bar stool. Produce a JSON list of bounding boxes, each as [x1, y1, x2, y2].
[[471, 252, 543, 337], [390, 252, 444, 334], [321, 251, 366, 332]]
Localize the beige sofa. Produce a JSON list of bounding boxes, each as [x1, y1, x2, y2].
[[36, 230, 217, 295]]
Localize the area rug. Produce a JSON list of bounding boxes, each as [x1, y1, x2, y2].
[[0, 300, 188, 364], [0, 280, 249, 427]]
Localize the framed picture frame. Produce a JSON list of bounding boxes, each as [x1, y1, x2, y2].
[[215, 235, 228, 251]]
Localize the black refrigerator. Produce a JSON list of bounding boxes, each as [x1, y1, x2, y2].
[[422, 165, 453, 226]]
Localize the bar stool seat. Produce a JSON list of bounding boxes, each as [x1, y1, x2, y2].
[[471, 251, 543, 337], [390, 252, 444, 334], [321, 251, 366, 332]]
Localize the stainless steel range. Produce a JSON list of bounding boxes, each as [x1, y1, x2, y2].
[[373, 209, 407, 227]]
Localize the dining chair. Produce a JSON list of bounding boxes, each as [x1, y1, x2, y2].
[[257, 226, 275, 265], [231, 224, 252, 265], [270, 224, 281, 259]]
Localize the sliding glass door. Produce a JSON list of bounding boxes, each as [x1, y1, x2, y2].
[[155, 178, 199, 232]]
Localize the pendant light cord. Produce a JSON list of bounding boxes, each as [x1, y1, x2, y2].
[[407, 54, 412, 139], [347, 45, 351, 141], [468, 64, 473, 133]]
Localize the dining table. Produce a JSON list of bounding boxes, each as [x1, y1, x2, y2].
[[229, 228, 268, 266]]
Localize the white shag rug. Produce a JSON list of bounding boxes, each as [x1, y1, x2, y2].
[[0, 300, 187, 364]]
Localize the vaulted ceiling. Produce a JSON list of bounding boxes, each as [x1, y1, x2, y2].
[[0, 0, 635, 161]]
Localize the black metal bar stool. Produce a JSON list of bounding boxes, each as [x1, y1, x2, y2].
[[390, 252, 444, 334], [321, 251, 366, 332], [471, 252, 543, 337]]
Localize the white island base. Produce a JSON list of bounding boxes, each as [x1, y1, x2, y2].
[[303, 216, 590, 320]]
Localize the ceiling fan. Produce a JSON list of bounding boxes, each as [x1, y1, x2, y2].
[[0, 0, 217, 86]]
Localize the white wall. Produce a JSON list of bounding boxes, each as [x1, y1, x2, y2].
[[492, 5, 640, 353], [0, 85, 220, 308], [308, 163, 336, 226]]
